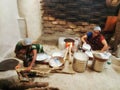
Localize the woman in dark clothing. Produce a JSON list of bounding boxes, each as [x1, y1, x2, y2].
[[15, 38, 44, 71], [81, 26, 109, 52]]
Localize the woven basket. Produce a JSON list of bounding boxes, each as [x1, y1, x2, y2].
[[73, 52, 88, 72], [93, 55, 108, 72]]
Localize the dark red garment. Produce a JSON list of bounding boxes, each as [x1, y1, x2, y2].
[[87, 32, 105, 50]]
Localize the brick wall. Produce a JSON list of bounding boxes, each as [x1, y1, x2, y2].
[[39, 0, 119, 45]]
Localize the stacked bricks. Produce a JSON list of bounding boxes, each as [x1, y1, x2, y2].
[[43, 16, 96, 36], [39, 0, 119, 45]]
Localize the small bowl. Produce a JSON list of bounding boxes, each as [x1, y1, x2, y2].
[[49, 56, 64, 68], [82, 43, 91, 51]]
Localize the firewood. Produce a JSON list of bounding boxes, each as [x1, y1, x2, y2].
[[63, 47, 69, 61], [48, 87, 59, 90], [30, 86, 59, 90], [51, 69, 75, 74], [68, 45, 72, 64], [16, 68, 50, 78], [9, 82, 49, 90]]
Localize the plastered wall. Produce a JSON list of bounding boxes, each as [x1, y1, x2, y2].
[[17, 0, 42, 41], [0, 0, 21, 58], [0, 0, 43, 59]]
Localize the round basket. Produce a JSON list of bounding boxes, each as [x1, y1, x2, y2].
[[93, 54, 108, 72], [73, 52, 89, 72]]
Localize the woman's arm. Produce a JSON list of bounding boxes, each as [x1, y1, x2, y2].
[[26, 49, 37, 71], [101, 39, 109, 52], [81, 34, 87, 44]]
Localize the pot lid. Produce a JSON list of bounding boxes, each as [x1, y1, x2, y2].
[[74, 52, 89, 61]]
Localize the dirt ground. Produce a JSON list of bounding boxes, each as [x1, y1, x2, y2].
[[34, 44, 120, 90], [0, 44, 120, 90], [34, 65, 120, 90]]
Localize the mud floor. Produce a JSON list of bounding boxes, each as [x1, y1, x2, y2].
[[0, 45, 120, 90]]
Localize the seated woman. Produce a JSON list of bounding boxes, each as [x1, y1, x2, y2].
[[14, 38, 44, 71], [81, 26, 109, 52]]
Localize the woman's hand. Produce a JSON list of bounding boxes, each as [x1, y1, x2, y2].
[[15, 64, 21, 70], [25, 66, 32, 71]]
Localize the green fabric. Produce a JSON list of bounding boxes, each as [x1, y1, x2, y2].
[[15, 42, 44, 56], [31, 44, 44, 53]]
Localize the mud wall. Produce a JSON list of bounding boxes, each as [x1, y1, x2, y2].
[[0, 0, 20, 58], [0, 0, 43, 59]]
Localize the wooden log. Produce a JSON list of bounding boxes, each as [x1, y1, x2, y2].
[[51, 69, 75, 74], [9, 82, 49, 90], [30, 87, 59, 90], [16, 68, 50, 78]]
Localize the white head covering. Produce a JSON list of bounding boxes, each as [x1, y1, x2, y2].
[[94, 26, 101, 31], [22, 38, 32, 46]]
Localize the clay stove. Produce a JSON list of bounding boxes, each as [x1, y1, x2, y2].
[[64, 38, 75, 48], [58, 37, 80, 50]]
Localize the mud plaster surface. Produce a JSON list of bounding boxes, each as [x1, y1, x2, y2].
[[0, 45, 120, 90]]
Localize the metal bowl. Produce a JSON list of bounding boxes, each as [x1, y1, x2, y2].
[[82, 43, 91, 51], [49, 56, 64, 68], [36, 53, 49, 61]]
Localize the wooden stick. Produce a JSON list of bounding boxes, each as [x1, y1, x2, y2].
[[51, 69, 75, 74], [63, 47, 69, 61], [68, 45, 72, 64], [30, 86, 59, 90]]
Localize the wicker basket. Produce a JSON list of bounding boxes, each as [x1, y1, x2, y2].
[[73, 52, 88, 72], [93, 54, 108, 72]]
